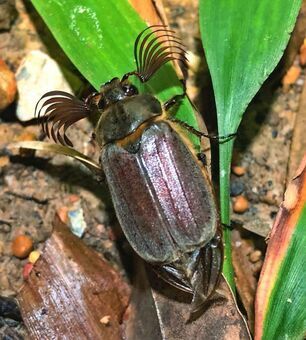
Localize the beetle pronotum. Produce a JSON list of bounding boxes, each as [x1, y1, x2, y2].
[[35, 25, 226, 313]]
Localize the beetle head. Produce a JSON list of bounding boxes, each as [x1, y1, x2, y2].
[[90, 78, 139, 111], [34, 25, 187, 147]]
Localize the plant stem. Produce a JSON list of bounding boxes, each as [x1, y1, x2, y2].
[[219, 140, 235, 291]]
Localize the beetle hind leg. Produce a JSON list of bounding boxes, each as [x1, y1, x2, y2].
[[189, 231, 223, 314], [154, 229, 223, 316]]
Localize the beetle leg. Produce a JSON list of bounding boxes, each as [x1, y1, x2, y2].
[[221, 219, 243, 230], [163, 79, 187, 111], [153, 248, 205, 294], [169, 117, 237, 142], [153, 229, 223, 315], [189, 229, 223, 314], [152, 264, 193, 294]]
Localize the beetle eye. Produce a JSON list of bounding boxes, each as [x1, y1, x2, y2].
[[98, 97, 106, 110], [122, 84, 138, 96]]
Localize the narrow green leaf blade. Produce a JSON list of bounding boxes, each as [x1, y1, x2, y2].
[[199, 0, 302, 135], [199, 0, 302, 290], [255, 155, 306, 339]]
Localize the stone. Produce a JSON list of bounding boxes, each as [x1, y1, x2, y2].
[[28, 250, 40, 264], [232, 166, 246, 176], [299, 38, 306, 66], [282, 65, 301, 86], [11, 235, 33, 259], [230, 179, 245, 197], [233, 196, 249, 214], [0, 59, 17, 111], [15, 50, 73, 121]]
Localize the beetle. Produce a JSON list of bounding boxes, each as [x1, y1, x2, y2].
[[35, 25, 225, 313]]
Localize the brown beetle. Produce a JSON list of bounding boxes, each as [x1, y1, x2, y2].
[[35, 26, 225, 313]]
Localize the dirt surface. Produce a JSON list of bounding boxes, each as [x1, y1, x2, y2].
[[0, 0, 305, 338]]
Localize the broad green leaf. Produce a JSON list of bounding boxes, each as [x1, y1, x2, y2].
[[31, 0, 199, 145], [199, 0, 302, 289], [255, 155, 306, 339]]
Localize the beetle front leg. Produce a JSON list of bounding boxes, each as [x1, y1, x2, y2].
[[163, 80, 236, 142], [169, 117, 237, 143]]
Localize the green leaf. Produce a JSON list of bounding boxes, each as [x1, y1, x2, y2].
[[255, 156, 306, 339], [199, 0, 302, 289], [199, 0, 302, 136], [31, 0, 199, 145]]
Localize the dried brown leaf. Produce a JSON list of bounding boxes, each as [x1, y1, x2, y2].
[[124, 258, 251, 340], [18, 215, 130, 340], [129, 0, 166, 26]]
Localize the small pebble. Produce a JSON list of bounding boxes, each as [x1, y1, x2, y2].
[[249, 250, 262, 263], [230, 179, 245, 197], [68, 206, 87, 238], [300, 38, 306, 66], [233, 196, 249, 214], [282, 65, 301, 86], [0, 59, 17, 111], [11, 235, 33, 259], [23, 263, 33, 280], [100, 315, 111, 325], [28, 250, 40, 264], [232, 166, 246, 176]]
